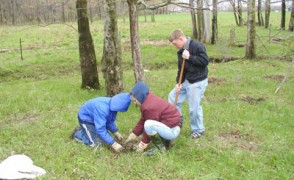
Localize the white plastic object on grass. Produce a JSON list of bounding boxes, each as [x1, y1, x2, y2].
[[0, 154, 46, 179]]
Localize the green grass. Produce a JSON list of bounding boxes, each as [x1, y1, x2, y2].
[[0, 12, 293, 179]]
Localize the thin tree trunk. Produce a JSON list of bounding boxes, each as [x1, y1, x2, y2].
[[76, 0, 100, 89], [231, 0, 239, 26], [11, 0, 15, 25], [197, 0, 204, 42], [0, 2, 2, 25], [203, 2, 210, 43], [102, 0, 124, 96], [260, 11, 264, 26], [144, 10, 147, 22], [288, 0, 294, 31], [265, 0, 270, 28], [151, 10, 155, 22], [127, 0, 144, 82], [211, 0, 217, 44], [190, 0, 198, 39], [257, 0, 262, 26], [246, 0, 256, 59], [89, 3, 93, 23], [281, 0, 286, 30], [237, 0, 243, 25], [62, 2, 65, 23]]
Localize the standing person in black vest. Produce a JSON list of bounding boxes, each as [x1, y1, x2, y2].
[[168, 29, 209, 139]]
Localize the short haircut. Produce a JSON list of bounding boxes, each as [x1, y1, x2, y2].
[[169, 29, 185, 42]]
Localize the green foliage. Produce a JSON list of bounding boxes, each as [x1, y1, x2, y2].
[[0, 13, 293, 179]]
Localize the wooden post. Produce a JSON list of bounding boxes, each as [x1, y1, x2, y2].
[[20, 38, 23, 60], [229, 28, 236, 46], [269, 24, 272, 43]]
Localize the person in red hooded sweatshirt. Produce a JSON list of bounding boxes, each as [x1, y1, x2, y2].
[[125, 82, 181, 156]]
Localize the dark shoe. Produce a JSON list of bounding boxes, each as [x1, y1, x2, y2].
[[143, 144, 166, 156], [143, 134, 166, 156], [160, 137, 175, 150], [70, 127, 80, 139], [191, 131, 204, 139], [179, 116, 184, 128]]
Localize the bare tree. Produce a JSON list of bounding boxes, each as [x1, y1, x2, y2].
[[281, 0, 286, 30], [0, 1, 3, 25], [76, 0, 100, 89], [237, 0, 243, 25], [245, 0, 256, 59], [101, 0, 124, 96], [265, 0, 271, 28], [10, 0, 16, 25], [257, 0, 264, 26], [189, 0, 198, 39], [128, 0, 170, 82], [203, 1, 210, 43], [197, 0, 204, 42], [211, 0, 217, 44], [230, 0, 239, 26], [127, 0, 144, 82], [288, 0, 294, 31]]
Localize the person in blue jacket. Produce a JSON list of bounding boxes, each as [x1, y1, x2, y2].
[[72, 93, 131, 153]]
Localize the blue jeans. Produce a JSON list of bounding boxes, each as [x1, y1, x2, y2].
[[168, 79, 208, 133], [144, 120, 180, 140], [73, 119, 102, 147]]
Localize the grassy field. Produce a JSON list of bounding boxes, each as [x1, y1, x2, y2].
[[0, 12, 294, 179]]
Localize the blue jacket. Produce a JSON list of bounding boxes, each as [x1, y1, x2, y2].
[[78, 93, 131, 145]]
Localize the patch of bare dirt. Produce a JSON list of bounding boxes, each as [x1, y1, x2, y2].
[[208, 76, 226, 84], [264, 75, 285, 81], [20, 113, 40, 123], [0, 113, 40, 127], [219, 130, 259, 151], [240, 96, 265, 104], [220, 130, 242, 139]]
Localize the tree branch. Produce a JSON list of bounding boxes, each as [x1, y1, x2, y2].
[[275, 58, 294, 94], [137, 0, 210, 11], [138, 0, 171, 10]]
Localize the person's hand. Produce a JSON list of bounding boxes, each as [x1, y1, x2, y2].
[[111, 142, 125, 153], [114, 131, 123, 141], [135, 141, 149, 153], [175, 84, 182, 93], [125, 133, 137, 144], [182, 49, 190, 60]]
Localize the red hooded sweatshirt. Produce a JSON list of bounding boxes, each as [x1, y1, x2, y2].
[[132, 92, 181, 143]]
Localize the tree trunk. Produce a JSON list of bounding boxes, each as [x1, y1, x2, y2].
[[281, 0, 286, 30], [197, 0, 204, 42], [76, 0, 100, 89], [127, 0, 144, 82], [289, 0, 294, 31], [231, 0, 239, 26], [245, 0, 256, 59], [203, 3, 210, 43], [89, 4, 93, 23], [62, 2, 65, 23], [257, 0, 263, 26], [211, 0, 218, 44], [11, 0, 15, 25], [237, 0, 243, 26], [190, 0, 198, 39], [265, 0, 270, 28], [0, 2, 2, 25], [144, 10, 147, 22], [151, 10, 155, 22], [102, 0, 124, 96]]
